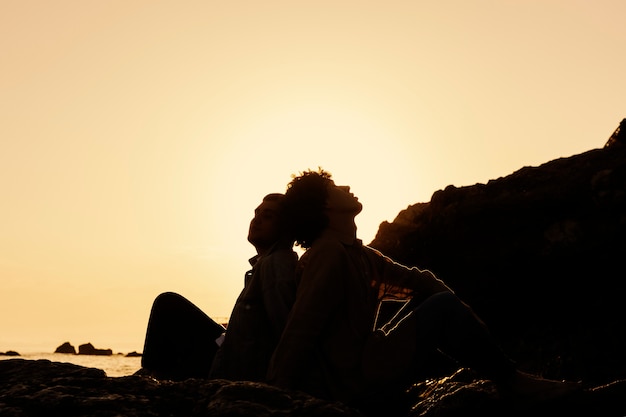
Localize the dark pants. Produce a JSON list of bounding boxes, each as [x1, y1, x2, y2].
[[363, 291, 516, 389], [140, 292, 226, 380], [411, 291, 516, 383], [359, 292, 516, 415]]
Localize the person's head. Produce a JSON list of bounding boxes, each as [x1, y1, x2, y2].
[[248, 193, 292, 255], [285, 168, 362, 249]]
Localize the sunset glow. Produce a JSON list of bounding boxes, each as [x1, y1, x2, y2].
[[1, 1, 625, 353]]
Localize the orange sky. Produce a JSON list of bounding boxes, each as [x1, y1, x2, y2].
[[1, 1, 625, 353]]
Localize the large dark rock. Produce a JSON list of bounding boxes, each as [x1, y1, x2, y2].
[[2, 359, 625, 417], [0, 359, 362, 417], [370, 141, 626, 386]]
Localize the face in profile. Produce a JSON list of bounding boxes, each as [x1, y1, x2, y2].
[[248, 199, 283, 250], [325, 183, 363, 215]]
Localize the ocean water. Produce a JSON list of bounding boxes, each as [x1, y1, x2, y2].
[[0, 352, 142, 377]]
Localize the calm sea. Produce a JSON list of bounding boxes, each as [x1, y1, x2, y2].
[[0, 352, 142, 377]]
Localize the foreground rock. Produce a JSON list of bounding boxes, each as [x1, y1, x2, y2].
[[0, 359, 362, 417], [404, 368, 626, 417], [2, 359, 626, 417]]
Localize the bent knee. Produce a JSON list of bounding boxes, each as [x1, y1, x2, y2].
[[153, 291, 187, 307]]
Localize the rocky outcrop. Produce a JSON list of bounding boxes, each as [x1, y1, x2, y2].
[[403, 368, 626, 417], [54, 341, 76, 354], [78, 342, 113, 356], [56, 341, 113, 356], [2, 359, 626, 417], [54, 341, 139, 356], [605, 117, 625, 147], [0, 351, 19, 356], [0, 359, 362, 417], [370, 141, 626, 387]]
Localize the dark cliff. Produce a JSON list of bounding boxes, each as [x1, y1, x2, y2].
[[370, 138, 626, 385]]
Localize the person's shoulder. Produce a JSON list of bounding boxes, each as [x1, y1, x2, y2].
[[261, 247, 298, 264], [362, 244, 400, 267], [300, 238, 352, 265], [267, 245, 297, 255], [362, 244, 385, 258], [312, 236, 350, 252], [272, 249, 298, 263]]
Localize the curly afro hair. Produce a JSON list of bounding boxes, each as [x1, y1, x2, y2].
[[284, 168, 333, 249]]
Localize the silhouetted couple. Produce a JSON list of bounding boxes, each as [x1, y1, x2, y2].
[[140, 170, 580, 413]]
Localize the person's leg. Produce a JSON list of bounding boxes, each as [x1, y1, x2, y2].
[[411, 291, 516, 382], [140, 292, 225, 380], [411, 292, 581, 401]]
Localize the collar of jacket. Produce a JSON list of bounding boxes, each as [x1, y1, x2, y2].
[[247, 240, 287, 268]]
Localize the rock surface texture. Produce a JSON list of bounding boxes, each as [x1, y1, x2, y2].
[[0, 359, 361, 417], [2, 358, 626, 416]]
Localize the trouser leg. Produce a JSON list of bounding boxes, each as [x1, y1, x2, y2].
[[412, 291, 516, 383], [141, 292, 225, 380]]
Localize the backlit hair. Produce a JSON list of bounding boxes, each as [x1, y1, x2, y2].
[[284, 168, 333, 249]]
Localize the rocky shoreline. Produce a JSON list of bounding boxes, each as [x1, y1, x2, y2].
[[53, 341, 142, 357], [0, 359, 362, 417], [1, 343, 142, 359]]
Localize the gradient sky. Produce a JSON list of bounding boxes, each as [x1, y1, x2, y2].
[[2, 1, 625, 353]]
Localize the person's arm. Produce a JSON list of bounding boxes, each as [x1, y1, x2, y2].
[[366, 246, 452, 300], [258, 249, 299, 340], [267, 240, 349, 390]]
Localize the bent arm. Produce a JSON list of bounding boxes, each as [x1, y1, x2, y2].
[[366, 246, 452, 300]]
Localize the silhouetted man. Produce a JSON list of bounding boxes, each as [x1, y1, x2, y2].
[[140, 193, 297, 381]]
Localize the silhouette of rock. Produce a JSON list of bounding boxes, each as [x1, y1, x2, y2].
[[371, 133, 626, 387], [54, 342, 76, 354], [126, 351, 142, 357], [2, 358, 626, 416], [605, 118, 626, 147], [0, 359, 362, 417], [403, 368, 626, 417], [0, 351, 19, 356], [78, 343, 113, 356]]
